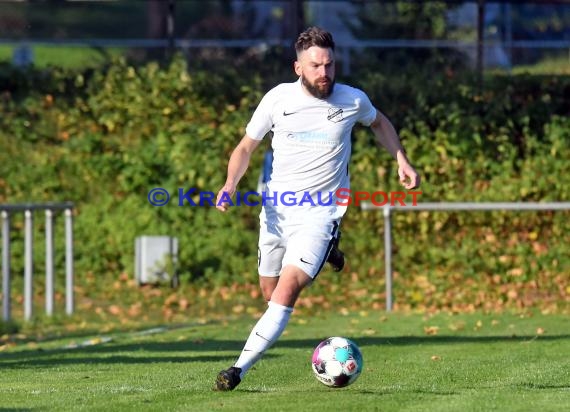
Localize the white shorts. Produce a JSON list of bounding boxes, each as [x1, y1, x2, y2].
[[257, 211, 340, 279]]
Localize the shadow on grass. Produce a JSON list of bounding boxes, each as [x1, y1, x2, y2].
[[0, 333, 568, 369], [0, 321, 220, 346], [238, 387, 460, 396], [513, 383, 570, 390], [0, 409, 35, 412]]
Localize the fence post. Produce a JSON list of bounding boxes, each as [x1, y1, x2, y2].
[[45, 209, 54, 316], [383, 205, 393, 312], [477, 0, 486, 94], [2, 211, 10, 321], [65, 208, 74, 315], [1, 203, 74, 321], [24, 210, 34, 321]]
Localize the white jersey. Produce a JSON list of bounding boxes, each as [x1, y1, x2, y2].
[[246, 78, 377, 221]]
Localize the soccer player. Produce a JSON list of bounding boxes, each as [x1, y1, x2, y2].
[[214, 27, 420, 390]]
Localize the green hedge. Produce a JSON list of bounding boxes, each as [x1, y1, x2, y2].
[[1, 56, 568, 311]]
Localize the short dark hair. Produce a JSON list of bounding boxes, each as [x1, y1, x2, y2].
[[295, 27, 335, 55]]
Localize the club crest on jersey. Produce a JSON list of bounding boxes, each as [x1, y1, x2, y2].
[[327, 107, 344, 123]]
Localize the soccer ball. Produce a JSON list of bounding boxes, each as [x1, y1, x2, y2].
[[311, 336, 363, 388]]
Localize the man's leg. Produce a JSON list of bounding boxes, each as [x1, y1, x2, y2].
[[215, 219, 337, 391], [215, 266, 310, 391]]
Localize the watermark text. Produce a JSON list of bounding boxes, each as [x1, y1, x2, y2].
[[148, 188, 422, 207]]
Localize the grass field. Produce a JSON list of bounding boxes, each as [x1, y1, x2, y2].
[[0, 45, 125, 69], [1, 311, 568, 411], [1, 44, 569, 75]]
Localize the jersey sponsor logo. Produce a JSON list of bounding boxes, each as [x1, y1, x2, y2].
[[327, 107, 344, 123], [283, 110, 297, 116], [286, 131, 332, 144]]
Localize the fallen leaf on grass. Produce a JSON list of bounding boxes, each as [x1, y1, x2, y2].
[[473, 320, 483, 331], [0, 343, 16, 351], [448, 322, 465, 331], [424, 326, 439, 335], [26, 342, 39, 349]]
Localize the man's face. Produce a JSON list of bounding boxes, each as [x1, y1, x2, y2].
[[295, 46, 335, 99]]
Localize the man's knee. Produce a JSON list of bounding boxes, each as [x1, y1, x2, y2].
[[269, 265, 311, 307], [261, 284, 274, 301]]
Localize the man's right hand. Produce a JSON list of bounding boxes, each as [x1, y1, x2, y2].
[[216, 185, 235, 212]]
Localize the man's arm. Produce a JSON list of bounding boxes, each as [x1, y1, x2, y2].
[[216, 134, 263, 212], [369, 110, 420, 190]]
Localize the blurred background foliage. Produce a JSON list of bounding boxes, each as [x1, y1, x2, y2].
[[0, 1, 569, 328]]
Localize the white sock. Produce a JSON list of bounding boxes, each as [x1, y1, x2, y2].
[[234, 301, 293, 379]]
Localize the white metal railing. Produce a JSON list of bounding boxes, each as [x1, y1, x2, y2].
[[360, 202, 570, 312], [1, 202, 74, 321]]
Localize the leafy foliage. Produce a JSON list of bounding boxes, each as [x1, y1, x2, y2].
[[1, 55, 569, 321]]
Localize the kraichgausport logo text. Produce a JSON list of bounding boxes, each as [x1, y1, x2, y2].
[[148, 188, 422, 207]]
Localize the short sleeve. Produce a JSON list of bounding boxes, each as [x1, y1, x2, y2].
[[356, 90, 377, 127], [245, 91, 275, 140]]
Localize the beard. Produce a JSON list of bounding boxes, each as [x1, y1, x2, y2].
[[301, 75, 335, 99]]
